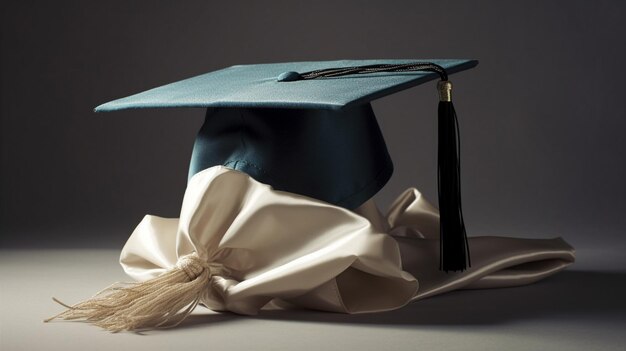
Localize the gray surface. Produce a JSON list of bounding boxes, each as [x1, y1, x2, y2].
[[2, 1, 625, 350], [1, 249, 625, 351], [1, 0, 626, 251]]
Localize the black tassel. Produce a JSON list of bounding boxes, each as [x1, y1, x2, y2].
[[292, 64, 473, 272], [438, 81, 471, 272]]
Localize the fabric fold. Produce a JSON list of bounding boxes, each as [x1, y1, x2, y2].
[[120, 166, 574, 316]]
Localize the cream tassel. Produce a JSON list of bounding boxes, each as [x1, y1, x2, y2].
[[44, 253, 217, 332]]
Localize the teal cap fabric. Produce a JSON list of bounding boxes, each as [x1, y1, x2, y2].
[[189, 103, 394, 209], [96, 59, 477, 210], [95, 59, 477, 112]]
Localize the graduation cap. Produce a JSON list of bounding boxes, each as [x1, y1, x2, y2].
[[96, 59, 477, 272], [44, 59, 580, 333]]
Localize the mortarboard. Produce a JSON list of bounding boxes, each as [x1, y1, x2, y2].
[[96, 59, 478, 271], [44, 59, 576, 332]]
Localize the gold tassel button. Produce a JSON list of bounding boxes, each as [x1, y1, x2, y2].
[[438, 80, 453, 102]]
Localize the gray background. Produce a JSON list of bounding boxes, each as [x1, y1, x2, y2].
[[2, 2, 626, 350], [1, 0, 625, 254]]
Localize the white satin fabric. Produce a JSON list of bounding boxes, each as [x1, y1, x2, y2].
[[120, 166, 575, 315]]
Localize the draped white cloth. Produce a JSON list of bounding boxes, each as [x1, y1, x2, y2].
[[120, 166, 574, 315]]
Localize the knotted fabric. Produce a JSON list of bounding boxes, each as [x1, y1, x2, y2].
[[46, 166, 574, 331]]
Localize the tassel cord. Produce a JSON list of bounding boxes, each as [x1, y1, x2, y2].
[[298, 62, 448, 81]]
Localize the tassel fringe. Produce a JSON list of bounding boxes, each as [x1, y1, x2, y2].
[[44, 253, 215, 332], [438, 99, 471, 272]]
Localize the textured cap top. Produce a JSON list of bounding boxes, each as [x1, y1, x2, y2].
[[95, 59, 478, 112]]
